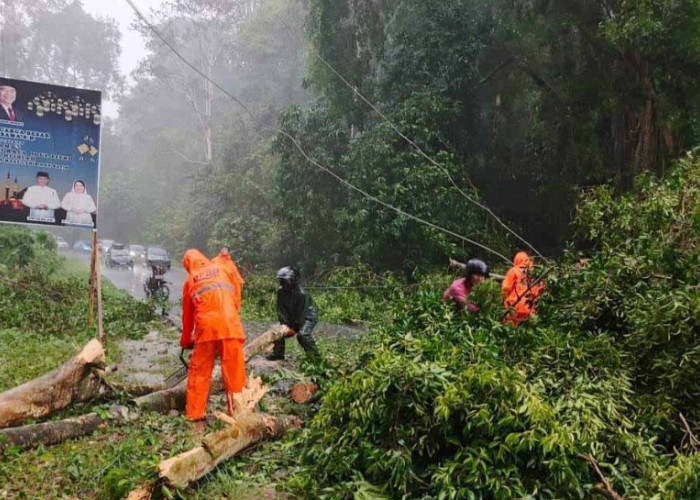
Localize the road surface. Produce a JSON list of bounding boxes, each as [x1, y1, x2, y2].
[[66, 251, 187, 304]]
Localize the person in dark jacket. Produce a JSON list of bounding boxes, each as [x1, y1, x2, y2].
[[267, 266, 321, 362]]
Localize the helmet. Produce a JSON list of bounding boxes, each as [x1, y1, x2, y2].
[[464, 258, 489, 278], [276, 266, 300, 288]]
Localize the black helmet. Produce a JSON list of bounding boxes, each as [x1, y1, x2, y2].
[[464, 258, 489, 278], [276, 266, 300, 288]]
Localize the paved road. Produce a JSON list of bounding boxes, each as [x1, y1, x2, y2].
[[66, 251, 187, 304]]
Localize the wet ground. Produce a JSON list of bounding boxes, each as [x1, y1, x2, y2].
[[64, 252, 368, 385], [114, 321, 368, 387]]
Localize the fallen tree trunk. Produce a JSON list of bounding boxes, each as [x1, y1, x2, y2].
[[105, 381, 166, 397], [243, 326, 285, 361], [0, 339, 106, 428], [132, 384, 189, 413], [133, 375, 266, 415], [0, 405, 133, 451], [0, 413, 102, 451], [132, 327, 284, 413], [159, 413, 301, 488]]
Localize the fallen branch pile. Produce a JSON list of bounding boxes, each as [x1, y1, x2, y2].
[[128, 371, 300, 495], [1, 325, 304, 494], [0, 326, 289, 448]]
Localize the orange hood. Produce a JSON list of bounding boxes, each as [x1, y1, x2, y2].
[[182, 249, 210, 273], [513, 251, 533, 269]]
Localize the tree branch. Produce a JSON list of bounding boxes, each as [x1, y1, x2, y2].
[[171, 150, 209, 165], [577, 454, 625, 500], [680, 412, 700, 451], [479, 57, 515, 85]]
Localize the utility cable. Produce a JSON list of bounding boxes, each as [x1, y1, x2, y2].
[[275, 18, 545, 260], [123, 0, 512, 265]]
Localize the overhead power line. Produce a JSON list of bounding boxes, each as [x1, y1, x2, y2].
[[123, 0, 512, 265], [275, 18, 545, 260]]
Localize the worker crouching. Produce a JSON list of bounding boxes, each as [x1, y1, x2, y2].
[[180, 249, 246, 422]]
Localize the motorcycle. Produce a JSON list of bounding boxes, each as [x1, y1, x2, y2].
[[144, 265, 170, 305]]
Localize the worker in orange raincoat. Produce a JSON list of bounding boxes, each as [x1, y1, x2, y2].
[[180, 249, 246, 422], [212, 246, 245, 312], [502, 251, 544, 326]]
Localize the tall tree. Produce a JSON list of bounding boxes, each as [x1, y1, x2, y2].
[[0, 0, 123, 96]]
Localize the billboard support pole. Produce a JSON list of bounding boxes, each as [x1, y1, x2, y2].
[[88, 229, 97, 327], [96, 243, 104, 345]]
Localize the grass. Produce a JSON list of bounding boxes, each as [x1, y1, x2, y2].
[[0, 412, 199, 499], [0, 250, 380, 499]]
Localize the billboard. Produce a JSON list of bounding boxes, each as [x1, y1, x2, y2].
[[0, 77, 101, 229]]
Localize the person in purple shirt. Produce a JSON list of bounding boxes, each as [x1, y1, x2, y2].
[[442, 258, 489, 312]]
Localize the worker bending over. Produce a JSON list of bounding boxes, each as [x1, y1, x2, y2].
[[442, 258, 489, 312], [180, 249, 246, 425], [267, 266, 321, 362]]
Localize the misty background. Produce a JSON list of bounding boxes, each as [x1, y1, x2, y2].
[[2, 0, 699, 275]]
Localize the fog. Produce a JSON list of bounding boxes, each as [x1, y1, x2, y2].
[[0, 0, 308, 262]]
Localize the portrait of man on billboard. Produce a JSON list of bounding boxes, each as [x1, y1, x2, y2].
[[0, 85, 22, 122], [22, 171, 61, 222]]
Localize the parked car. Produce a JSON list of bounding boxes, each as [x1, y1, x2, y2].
[[73, 240, 92, 253], [146, 245, 171, 270], [98, 239, 115, 254], [128, 244, 146, 261], [54, 236, 69, 251], [105, 243, 134, 269]]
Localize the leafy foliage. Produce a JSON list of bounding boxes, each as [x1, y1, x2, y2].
[[290, 155, 700, 499]]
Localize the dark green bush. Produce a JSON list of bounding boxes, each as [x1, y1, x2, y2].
[[291, 153, 700, 499]]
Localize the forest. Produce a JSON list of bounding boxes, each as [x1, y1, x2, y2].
[[1, 0, 700, 499]]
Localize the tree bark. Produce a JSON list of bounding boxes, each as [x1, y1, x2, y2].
[[0, 339, 106, 428], [132, 383, 190, 413], [0, 404, 132, 451], [158, 413, 301, 488], [243, 326, 285, 361], [132, 327, 284, 413], [0, 413, 103, 451]]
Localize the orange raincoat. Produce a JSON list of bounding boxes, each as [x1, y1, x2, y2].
[[502, 252, 544, 326], [212, 250, 245, 312], [181, 249, 246, 420]]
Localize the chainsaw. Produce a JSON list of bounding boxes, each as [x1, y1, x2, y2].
[[164, 348, 189, 388]]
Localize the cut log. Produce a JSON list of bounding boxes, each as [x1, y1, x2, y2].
[[290, 381, 319, 404], [0, 339, 106, 428], [132, 384, 189, 413], [159, 413, 301, 488], [132, 327, 284, 414], [126, 484, 154, 500], [106, 381, 167, 397], [243, 326, 285, 361], [232, 376, 268, 414], [215, 411, 237, 426], [0, 413, 102, 451], [0, 405, 132, 451], [133, 375, 266, 415]]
